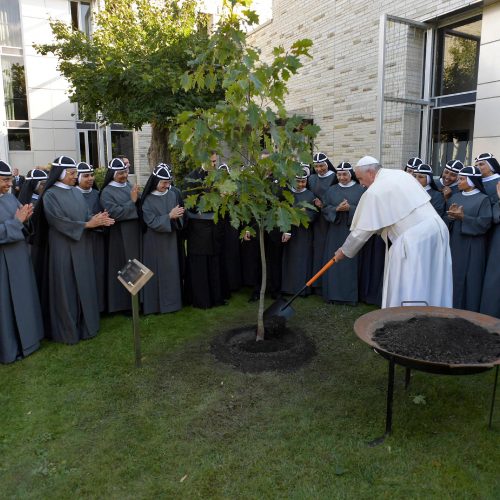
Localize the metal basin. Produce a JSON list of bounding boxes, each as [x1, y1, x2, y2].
[[354, 306, 500, 375]]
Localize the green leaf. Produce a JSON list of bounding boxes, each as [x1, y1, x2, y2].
[[218, 179, 237, 195], [180, 71, 192, 90], [282, 190, 294, 205], [276, 207, 293, 233], [412, 394, 427, 405], [247, 102, 260, 129], [290, 38, 314, 57], [249, 73, 263, 92], [176, 111, 192, 124], [242, 9, 259, 26], [184, 194, 199, 209]]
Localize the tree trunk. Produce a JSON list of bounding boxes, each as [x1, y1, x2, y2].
[[256, 223, 267, 341], [147, 122, 171, 169]]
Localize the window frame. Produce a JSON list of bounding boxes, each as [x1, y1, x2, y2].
[[70, 0, 92, 37]]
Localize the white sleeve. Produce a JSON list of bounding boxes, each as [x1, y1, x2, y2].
[[341, 228, 375, 258]]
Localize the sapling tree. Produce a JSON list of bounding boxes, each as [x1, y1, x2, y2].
[[174, 0, 319, 340]]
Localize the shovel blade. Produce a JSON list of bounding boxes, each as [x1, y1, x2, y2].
[[263, 298, 295, 321]]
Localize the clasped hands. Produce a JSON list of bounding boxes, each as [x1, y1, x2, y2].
[[169, 205, 185, 220], [86, 211, 115, 229], [15, 204, 33, 223], [336, 199, 350, 212], [447, 203, 464, 220]]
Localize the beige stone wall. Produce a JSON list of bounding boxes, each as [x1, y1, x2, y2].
[[472, 1, 500, 158], [247, 0, 485, 166]]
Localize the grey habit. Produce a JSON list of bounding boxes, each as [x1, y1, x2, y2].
[[0, 194, 44, 363], [445, 191, 492, 312], [141, 190, 183, 314], [80, 188, 107, 312], [308, 172, 337, 292], [427, 187, 446, 217], [43, 186, 100, 343], [480, 176, 500, 317], [322, 182, 365, 303], [100, 184, 140, 313], [281, 189, 317, 295]]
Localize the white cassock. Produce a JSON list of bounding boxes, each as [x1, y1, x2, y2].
[[341, 168, 453, 308]]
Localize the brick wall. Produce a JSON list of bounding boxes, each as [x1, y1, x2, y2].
[[247, 0, 484, 167]]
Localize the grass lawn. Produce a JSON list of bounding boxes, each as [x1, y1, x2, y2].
[[1, 291, 499, 498]]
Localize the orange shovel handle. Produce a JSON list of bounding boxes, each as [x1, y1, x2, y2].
[[306, 257, 336, 287]]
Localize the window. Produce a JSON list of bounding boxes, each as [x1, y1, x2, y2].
[[2, 55, 28, 120], [435, 18, 481, 97], [78, 129, 99, 166], [0, 0, 22, 48], [8, 129, 30, 151], [71, 1, 92, 37], [431, 17, 481, 169], [0, 1, 29, 151], [78, 124, 134, 170], [111, 131, 134, 173]]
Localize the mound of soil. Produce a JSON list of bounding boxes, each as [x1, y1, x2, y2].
[[211, 326, 316, 373], [373, 317, 500, 364]]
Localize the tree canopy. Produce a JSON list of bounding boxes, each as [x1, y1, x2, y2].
[[35, 0, 222, 165]]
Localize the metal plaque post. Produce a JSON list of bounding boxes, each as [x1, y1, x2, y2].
[[117, 259, 154, 368]]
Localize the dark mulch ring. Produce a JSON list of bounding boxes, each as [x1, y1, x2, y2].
[[211, 325, 316, 373], [373, 317, 500, 364]]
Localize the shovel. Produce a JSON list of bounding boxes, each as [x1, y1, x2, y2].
[[263, 256, 337, 323]]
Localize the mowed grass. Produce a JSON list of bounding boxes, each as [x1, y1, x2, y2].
[[1, 291, 499, 499]]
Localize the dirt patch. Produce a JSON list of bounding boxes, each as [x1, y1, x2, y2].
[[211, 326, 316, 373], [373, 317, 500, 364]]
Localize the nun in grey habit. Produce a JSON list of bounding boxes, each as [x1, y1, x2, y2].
[[322, 162, 365, 304], [413, 163, 446, 216], [32, 156, 114, 343], [281, 166, 317, 296], [308, 152, 337, 295], [76, 162, 107, 313], [139, 164, 184, 314], [100, 158, 141, 313], [475, 153, 500, 318], [0, 160, 44, 363], [445, 165, 492, 312], [436, 160, 463, 206]]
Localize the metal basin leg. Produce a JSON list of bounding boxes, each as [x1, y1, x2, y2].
[[369, 358, 395, 446], [489, 365, 499, 430], [405, 368, 411, 390]]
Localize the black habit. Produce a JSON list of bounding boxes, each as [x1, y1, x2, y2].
[[184, 168, 227, 308]]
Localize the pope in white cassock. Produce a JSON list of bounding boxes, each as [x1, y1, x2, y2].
[[334, 156, 452, 308]]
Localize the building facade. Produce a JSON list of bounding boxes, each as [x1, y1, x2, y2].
[[1, 0, 499, 176], [247, 0, 500, 170], [0, 0, 146, 178]]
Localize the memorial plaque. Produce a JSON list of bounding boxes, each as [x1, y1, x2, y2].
[[117, 259, 153, 296], [117, 259, 154, 367]]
